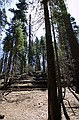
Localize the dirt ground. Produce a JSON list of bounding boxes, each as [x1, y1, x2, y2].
[[0, 88, 79, 120]]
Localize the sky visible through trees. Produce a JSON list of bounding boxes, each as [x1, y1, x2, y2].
[[0, 0, 79, 58], [66, 0, 79, 25], [5, 0, 79, 37]]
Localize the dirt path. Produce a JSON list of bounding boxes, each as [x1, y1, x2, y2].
[[0, 88, 79, 120]]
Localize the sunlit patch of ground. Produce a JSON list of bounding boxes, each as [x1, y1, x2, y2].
[[0, 88, 79, 120]]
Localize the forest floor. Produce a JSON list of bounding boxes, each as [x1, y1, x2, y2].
[[0, 87, 79, 120]]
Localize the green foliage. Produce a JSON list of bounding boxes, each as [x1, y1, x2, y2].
[[9, 0, 28, 30], [3, 33, 13, 52], [3, 20, 24, 54], [0, 8, 7, 31], [16, 0, 28, 12], [14, 20, 25, 52], [2, 0, 29, 74]]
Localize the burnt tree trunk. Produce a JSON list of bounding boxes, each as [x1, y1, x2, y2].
[[43, 0, 61, 120]]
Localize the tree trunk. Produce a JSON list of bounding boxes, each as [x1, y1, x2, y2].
[[42, 46, 45, 72], [7, 51, 12, 74], [43, 0, 61, 120], [0, 57, 3, 74], [3, 53, 8, 89], [52, 21, 62, 104], [28, 14, 33, 66], [35, 37, 41, 71]]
